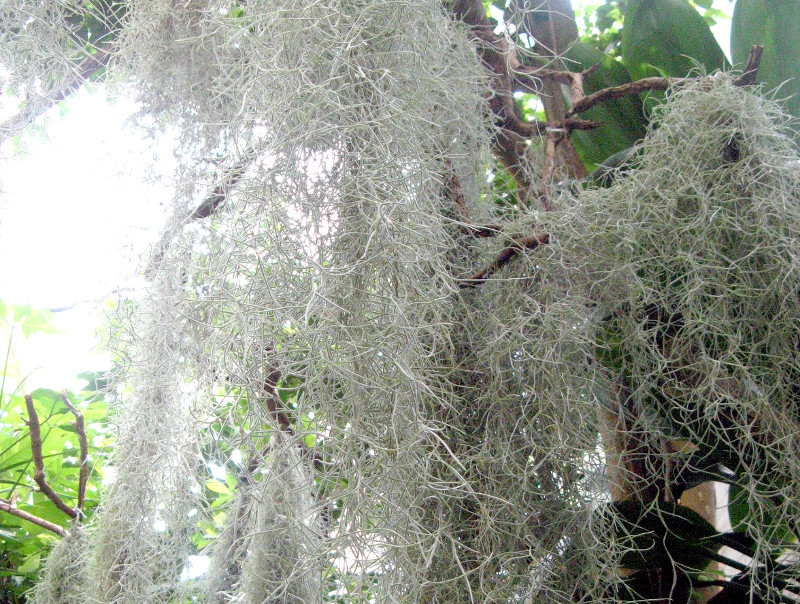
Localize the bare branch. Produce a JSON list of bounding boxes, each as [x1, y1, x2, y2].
[[60, 391, 88, 517], [464, 224, 504, 238], [23, 395, 77, 519], [569, 45, 763, 117], [569, 77, 672, 116], [460, 233, 549, 287], [733, 44, 764, 87], [0, 499, 68, 538], [538, 129, 567, 209], [146, 148, 257, 279]]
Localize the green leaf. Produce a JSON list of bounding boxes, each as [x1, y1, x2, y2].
[[728, 482, 795, 544], [17, 552, 40, 574], [609, 500, 718, 571], [565, 42, 647, 167], [622, 0, 730, 79], [0, 527, 21, 542], [76, 370, 110, 392], [731, 0, 800, 141], [29, 388, 69, 414], [11, 304, 31, 324], [727, 482, 749, 530], [204, 479, 231, 495], [23, 501, 70, 528], [20, 309, 61, 337]]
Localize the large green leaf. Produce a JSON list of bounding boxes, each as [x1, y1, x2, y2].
[[565, 42, 648, 167], [29, 388, 69, 414], [622, 0, 730, 79], [731, 0, 800, 138]]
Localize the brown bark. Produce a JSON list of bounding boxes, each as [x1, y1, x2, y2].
[[24, 395, 77, 519]]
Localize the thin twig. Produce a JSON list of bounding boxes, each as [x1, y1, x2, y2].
[[262, 366, 294, 437], [733, 44, 764, 87], [24, 395, 77, 519], [569, 44, 764, 117], [561, 117, 598, 130], [569, 77, 672, 116], [538, 128, 567, 209], [512, 66, 582, 95], [460, 233, 549, 287], [60, 391, 88, 518], [524, 117, 600, 136], [464, 224, 504, 238], [0, 499, 68, 537]]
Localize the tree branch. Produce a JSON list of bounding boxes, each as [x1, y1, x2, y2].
[[733, 44, 764, 87], [146, 148, 256, 279], [60, 391, 88, 518], [452, 0, 535, 205], [515, 0, 587, 182], [262, 366, 295, 437], [24, 395, 77, 519], [569, 45, 764, 117], [538, 128, 566, 209], [569, 77, 671, 116], [459, 233, 549, 287], [245, 363, 323, 476], [0, 499, 68, 538]]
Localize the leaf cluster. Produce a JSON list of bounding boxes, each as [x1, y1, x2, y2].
[[0, 303, 112, 599]]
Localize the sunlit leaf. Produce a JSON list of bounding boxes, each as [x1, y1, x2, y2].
[[21, 309, 62, 337], [205, 478, 232, 495], [29, 388, 69, 414], [17, 552, 40, 574]]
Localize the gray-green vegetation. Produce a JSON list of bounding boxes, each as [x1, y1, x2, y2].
[[2, 1, 800, 602]]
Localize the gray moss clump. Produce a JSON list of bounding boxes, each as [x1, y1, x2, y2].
[[207, 441, 320, 604], [554, 74, 800, 515], [42, 0, 800, 597], [28, 526, 88, 604]]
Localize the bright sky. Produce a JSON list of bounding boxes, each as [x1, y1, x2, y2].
[[0, 2, 734, 392], [0, 88, 173, 390]]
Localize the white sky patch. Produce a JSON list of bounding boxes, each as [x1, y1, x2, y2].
[[181, 555, 210, 581], [0, 86, 174, 390], [0, 87, 172, 308], [208, 462, 228, 482]]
